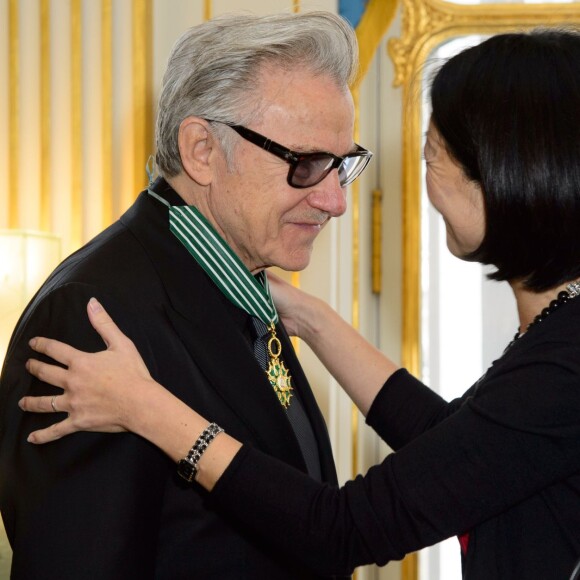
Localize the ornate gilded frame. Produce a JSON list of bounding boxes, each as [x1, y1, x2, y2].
[[388, 2, 580, 579]]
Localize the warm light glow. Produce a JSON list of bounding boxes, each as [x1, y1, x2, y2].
[[0, 230, 61, 366]]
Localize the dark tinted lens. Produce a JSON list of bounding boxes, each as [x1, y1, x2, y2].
[[291, 154, 335, 187]]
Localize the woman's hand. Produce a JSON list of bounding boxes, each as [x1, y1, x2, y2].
[[19, 297, 157, 444], [269, 273, 399, 416], [267, 272, 320, 339], [19, 298, 242, 489]]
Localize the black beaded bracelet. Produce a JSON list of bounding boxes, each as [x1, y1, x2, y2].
[[177, 422, 224, 483]]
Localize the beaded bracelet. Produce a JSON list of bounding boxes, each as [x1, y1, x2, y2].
[[177, 422, 224, 483]]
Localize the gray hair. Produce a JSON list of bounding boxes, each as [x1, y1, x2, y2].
[[155, 11, 359, 177]]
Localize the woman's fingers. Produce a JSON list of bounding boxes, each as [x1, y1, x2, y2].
[[19, 394, 65, 414], [26, 358, 68, 388], [19, 395, 73, 444], [28, 336, 79, 367], [26, 416, 75, 444], [20, 298, 145, 442], [87, 297, 130, 349], [86, 299, 151, 378]]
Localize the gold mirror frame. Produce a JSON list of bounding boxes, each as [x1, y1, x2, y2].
[[387, 2, 580, 578]]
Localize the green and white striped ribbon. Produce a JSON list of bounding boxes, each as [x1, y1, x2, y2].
[[148, 189, 278, 326]]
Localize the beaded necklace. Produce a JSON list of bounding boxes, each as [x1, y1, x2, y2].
[[506, 280, 580, 350]]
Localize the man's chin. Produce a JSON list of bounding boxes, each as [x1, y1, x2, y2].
[[273, 249, 313, 273]]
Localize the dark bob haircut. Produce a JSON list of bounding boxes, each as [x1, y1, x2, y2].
[[430, 28, 580, 291]]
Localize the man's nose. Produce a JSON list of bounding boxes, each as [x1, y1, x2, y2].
[[307, 170, 347, 217]]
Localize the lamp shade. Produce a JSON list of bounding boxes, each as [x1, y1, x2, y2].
[[0, 230, 61, 368]]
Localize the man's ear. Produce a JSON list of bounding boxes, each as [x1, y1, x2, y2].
[[177, 117, 214, 186]]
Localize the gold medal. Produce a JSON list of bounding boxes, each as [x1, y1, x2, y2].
[[266, 324, 293, 409]]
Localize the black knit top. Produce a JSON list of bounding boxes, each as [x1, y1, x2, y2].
[[211, 297, 580, 579]]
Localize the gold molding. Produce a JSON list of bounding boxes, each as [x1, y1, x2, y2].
[[40, 0, 51, 232], [372, 189, 382, 294], [102, 0, 113, 227], [390, 0, 580, 89], [204, 0, 212, 21], [132, 0, 153, 197], [388, 2, 580, 579], [71, 0, 83, 247], [351, 0, 399, 92], [292, 0, 300, 13], [8, 0, 19, 228]]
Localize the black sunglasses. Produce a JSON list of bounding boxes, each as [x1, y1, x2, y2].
[[206, 120, 372, 189]]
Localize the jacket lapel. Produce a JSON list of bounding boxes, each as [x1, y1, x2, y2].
[[276, 324, 339, 486]]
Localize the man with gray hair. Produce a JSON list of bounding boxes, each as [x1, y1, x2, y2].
[[0, 11, 371, 579]]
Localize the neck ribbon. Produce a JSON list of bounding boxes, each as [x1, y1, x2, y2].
[[147, 188, 279, 327], [147, 188, 293, 408]]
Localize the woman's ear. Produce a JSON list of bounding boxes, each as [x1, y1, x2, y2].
[[177, 117, 214, 186]]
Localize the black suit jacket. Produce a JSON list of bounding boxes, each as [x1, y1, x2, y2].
[[0, 183, 344, 579]]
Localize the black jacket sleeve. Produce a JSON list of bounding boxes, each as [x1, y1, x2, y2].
[[0, 283, 168, 580]]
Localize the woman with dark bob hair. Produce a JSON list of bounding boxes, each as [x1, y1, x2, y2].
[[19, 28, 580, 578]]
